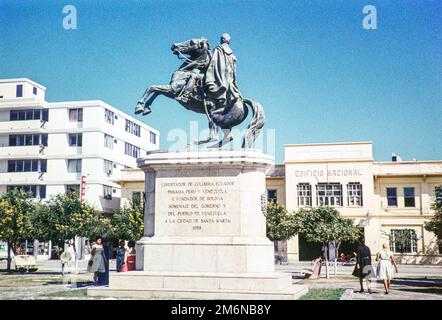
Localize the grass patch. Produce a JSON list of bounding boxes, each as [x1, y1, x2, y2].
[[299, 288, 344, 300], [42, 288, 88, 297], [0, 274, 91, 287], [0, 277, 43, 287]]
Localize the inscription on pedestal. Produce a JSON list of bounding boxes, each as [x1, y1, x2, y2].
[[156, 177, 240, 236]]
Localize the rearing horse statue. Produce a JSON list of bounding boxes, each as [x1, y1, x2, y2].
[[134, 36, 265, 148]]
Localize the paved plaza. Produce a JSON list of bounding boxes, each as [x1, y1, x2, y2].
[[1, 259, 441, 300]]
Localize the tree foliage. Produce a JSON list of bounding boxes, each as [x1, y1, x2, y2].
[[110, 201, 144, 242], [292, 206, 361, 244], [265, 202, 296, 241], [0, 190, 36, 271], [29, 192, 111, 243], [424, 187, 442, 239], [0, 190, 35, 249]]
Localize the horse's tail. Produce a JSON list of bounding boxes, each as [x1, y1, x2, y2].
[[242, 98, 265, 148]]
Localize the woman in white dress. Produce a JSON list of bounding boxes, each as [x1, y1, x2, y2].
[[87, 237, 107, 284], [376, 243, 398, 294]]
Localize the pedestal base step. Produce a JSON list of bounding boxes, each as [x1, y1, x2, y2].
[[87, 284, 308, 300], [87, 271, 308, 300]]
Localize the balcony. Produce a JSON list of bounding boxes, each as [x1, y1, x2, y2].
[[0, 171, 45, 184], [64, 146, 83, 156], [0, 120, 46, 134], [0, 145, 45, 159]]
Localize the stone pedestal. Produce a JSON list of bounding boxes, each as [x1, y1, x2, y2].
[[88, 150, 307, 299]]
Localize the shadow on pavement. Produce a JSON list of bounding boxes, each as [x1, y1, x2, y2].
[[396, 288, 442, 295], [392, 277, 442, 288]]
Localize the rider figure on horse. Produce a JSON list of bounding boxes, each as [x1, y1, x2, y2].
[[204, 33, 242, 109]]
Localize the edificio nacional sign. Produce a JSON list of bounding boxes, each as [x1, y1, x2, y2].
[[294, 168, 364, 178]]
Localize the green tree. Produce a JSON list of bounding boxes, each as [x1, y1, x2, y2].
[[0, 190, 36, 271], [110, 201, 144, 242], [265, 202, 296, 241], [424, 186, 442, 243], [292, 206, 362, 278], [30, 192, 111, 250]]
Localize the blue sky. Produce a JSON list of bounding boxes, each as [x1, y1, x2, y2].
[[1, 0, 441, 163]]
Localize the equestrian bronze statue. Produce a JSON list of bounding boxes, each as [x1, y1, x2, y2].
[[135, 34, 265, 148]]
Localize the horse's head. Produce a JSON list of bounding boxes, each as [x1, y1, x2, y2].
[[171, 37, 210, 58]]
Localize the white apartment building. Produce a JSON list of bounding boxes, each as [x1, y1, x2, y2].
[[0, 78, 160, 213]]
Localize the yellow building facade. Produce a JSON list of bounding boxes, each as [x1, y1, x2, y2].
[[274, 142, 442, 264]]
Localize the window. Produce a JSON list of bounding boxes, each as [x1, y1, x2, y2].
[[25, 134, 33, 145], [297, 183, 312, 206], [347, 182, 363, 206], [24, 160, 32, 172], [103, 185, 113, 200], [267, 189, 277, 203], [389, 229, 418, 253], [66, 184, 80, 193], [10, 109, 43, 121], [7, 159, 42, 172], [7, 161, 14, 172], [18, 110, 25, 120], [317, 183, 342, 206], [9, 134, 43, 146], [33, 87, 37, 95], [16, 160, 24, 172], [125, 119, 141, 137], [69, 108, 83, 122], [386, 188, 397, 207], [132, 192, 142, 204], [41, 134, 48, 146], [7, 185, 38, 198], [40, 159, 47, 172], [68, 133, 83, 147], [10, 110, 17, 121], [42, 109, 49, 122], [404, 187, 415, 207], [9, 135, 16, 146], [67, 159, 82, 173], [13, 135, 24, 146], [25, 109, 34, 120], [150, 131, 157, 144], [39, 186, 46, 199], [125, 142, 140, 158], [104, 160, 113, 175], [16, 84, 23, 97], [104, 134, 114, 149], [104, 109, 114, 124], [435, 186, 442, 205]]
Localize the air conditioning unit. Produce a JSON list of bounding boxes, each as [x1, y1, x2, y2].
[[106, 170, 112, 175], [391, 153, 402, 162], [104, 194, 112, 200]]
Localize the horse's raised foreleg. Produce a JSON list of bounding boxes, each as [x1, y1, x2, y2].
[[135, 86, 154, 114], [135, 85, 173, 115]]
